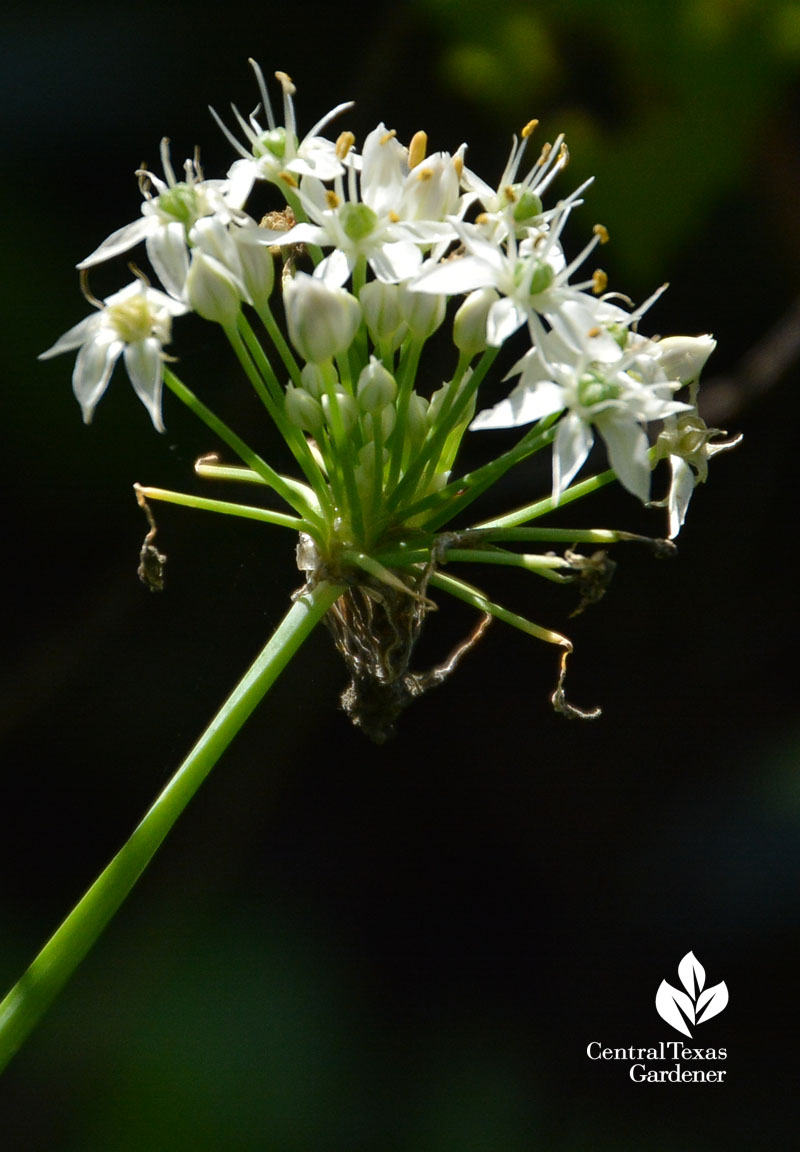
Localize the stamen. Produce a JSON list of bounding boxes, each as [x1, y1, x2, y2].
[[159, 138, 176, 187], [592, 269, 608, 294], [208, 105, 252, 160], [325, 190, 340, 209], [593, 223, 610, 244], [408, 130, 427, 169], [380, 129, 397, 146], [521, 119, 539, 139], [275, 71, 297, 139], [279, 171, 299, 189], [248, 58, 276, 129], [453, 154, 464, 180], [335, 130, 355, 160]]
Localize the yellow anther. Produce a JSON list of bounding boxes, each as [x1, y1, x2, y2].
[[275, 71, 296, 96], [475, 211, 489, 225], [335, 131, 355, 160], [536, 142, 552, 168], [325, 190, 341, 209], [380, 128, 397, 146], [416, 167, 433, 182], [503, 185, 518, 202], [592, 269, 608, 295], [587, 326, 602, 338], [408, 130, 427, 169], [593, 224, 610, 245], [453, 154, 464, 180], [521, 119, 539, 139], [389, 210, 400, 223], [278, 171, 299, 189], [557, 142, 570, 166]]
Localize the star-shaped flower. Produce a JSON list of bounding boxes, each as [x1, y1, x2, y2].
[[39, 281, 187, 429]]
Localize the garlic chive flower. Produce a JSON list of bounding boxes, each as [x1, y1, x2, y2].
[[41, 60, 739, 727], [39, 280, 186, 430], [214, 62, 353, 206], [472, 301, 692, 503], [78, 139, 237, 299]]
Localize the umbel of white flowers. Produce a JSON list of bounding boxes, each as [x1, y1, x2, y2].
[[39, 62, 739, 733]]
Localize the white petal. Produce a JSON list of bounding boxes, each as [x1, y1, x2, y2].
[[314, 249, 353, 287], [668, 456, 696, 538], [39, 314, 99, 359], [600, 416, 651, 503], [370, 241, 422, 284], [72, 335, 122, 423], [146, 223, 190, 298], [77, 216, 153, 269], [553, 412, 593, 499], [471, 380, 564, 430], [225, 158, 258, 207], [124, 338, 165, 431], [486, 297, 526, 346], [411, 255, 495, 296]]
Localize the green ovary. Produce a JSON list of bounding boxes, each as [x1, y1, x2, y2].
[[578, 371, 621, 409], [341, 202, 378, 242]]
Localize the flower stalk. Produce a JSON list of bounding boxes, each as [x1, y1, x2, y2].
[[19, 60, 741, 1066], [0, 579, 345, 1072]]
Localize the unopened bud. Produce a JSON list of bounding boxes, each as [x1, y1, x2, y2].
[[321, 388, 359, 434], [356, 357, 397, 413], [359, 281, 405, 343], [656, 335, 716, 384], [185, 249, 243, 326], [284, 272, 361, 363], [284, 383, 324, 434], [453, 287, 499, 357], [398, 284, 446, 340]]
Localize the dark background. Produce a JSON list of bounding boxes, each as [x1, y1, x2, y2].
[[2, 0, 799, 1147]]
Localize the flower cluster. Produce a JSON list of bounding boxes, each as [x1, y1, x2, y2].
[[40, 62, 738, 734]]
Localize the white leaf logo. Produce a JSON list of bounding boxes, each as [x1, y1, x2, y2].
[[656, 951, 728, 1037]]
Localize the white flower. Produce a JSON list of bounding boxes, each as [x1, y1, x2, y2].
[[272, 123, 458, 287], [471, 310, 691, 504], [39, 281, 187, 430], [460, 125, 578, 242], [654, 406, 741, 538], [410, 204, 598, 347], [77, 139, 237, 298], [215, 62, 353, 205]]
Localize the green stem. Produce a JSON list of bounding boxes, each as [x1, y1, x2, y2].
[[163, 368, 321, 526], [473, 465, 617, 530], [134, 484, 308, 532], [0, 579, 345, 1073]]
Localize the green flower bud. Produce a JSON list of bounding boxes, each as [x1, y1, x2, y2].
[[398, 284, 446, 341], [453, 287, 499, 357], [185, 250, 243, 326], [300, 362, 326, 400], [359, 281, 405, 343], [322, 388, 359, 434], [284, 272, 361, 363], [284, 383, 324, 434], [405, 392, 430, 447], [234, 228, 275, 306], [356, 358, 397, 413]]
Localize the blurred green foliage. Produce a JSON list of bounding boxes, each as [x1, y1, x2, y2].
[[422, 0, 800, 277]]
